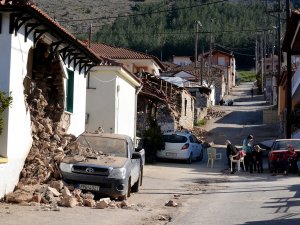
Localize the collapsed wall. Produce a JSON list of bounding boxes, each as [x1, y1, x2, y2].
[[3, 42, 118, 208]]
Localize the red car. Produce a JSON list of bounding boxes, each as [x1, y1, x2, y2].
[[268, 139, 300, 173]]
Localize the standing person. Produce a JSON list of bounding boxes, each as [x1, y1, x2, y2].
[[254, 145, 264, 173], [282, 145, 298, 175], [225, 140, 236, 170], [242, 135, 254, 173]]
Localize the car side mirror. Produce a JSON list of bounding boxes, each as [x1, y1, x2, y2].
[[132, 152, 141, 159]]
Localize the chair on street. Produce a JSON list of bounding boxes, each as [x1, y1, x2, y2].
[[207, 147, 222, 168], [229, 153, 245, 172]]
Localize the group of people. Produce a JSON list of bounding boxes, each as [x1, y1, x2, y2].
[[225, 134, 299, 175], [271, 144, 299, 176], [225, 135, 263, 174]]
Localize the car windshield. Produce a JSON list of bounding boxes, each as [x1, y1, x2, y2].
[[163, 134, 187, 143], [273, 140, 300, 150], [77, 136, 127, 157]]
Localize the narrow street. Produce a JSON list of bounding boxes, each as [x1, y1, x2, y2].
[[1, 82, 300, 225]]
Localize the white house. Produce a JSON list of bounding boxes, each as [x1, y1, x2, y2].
[[0, 2, 101, 198], [86, 63, 141, 140], [88, 43, 165, 141], [173, 55, 193, 66]]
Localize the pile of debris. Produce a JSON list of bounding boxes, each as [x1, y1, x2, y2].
[[206, 108, 226, 119], [192, 127, 207, 142], [4, 82, 118, 208]]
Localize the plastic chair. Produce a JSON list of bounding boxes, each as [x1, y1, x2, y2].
[[207, 147, 222, 168], [230, 154, 245, 172]]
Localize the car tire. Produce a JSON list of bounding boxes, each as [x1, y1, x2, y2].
[[131, 171, 141, 192], [196, 150, 203, 161], [186, 154, 192, 164], [119, 178, 131, 201]]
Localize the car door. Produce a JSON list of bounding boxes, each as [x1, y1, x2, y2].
[[128, 138, 139, 185], [191, 135, 201, 158], [189, 135, 197, 159]]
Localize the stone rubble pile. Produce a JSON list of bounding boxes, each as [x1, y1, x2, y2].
[[4, 85, 124, 209], [206, 108, 226, 119]]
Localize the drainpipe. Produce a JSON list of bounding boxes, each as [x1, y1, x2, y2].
[[134, 84, 143, 147]]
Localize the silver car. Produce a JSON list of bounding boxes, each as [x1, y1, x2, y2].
[[156, 131, 203, 163], [59, 133, 145, 200]]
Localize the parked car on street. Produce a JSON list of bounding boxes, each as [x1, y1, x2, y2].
[[59, 132, 145, 200], [268, 139, 300, 173], [156, 131, 203, 163]]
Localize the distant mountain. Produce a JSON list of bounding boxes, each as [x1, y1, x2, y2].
[[36, 0, 298, 70]]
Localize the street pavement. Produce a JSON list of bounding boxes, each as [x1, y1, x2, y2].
[[169, 82, 300, 225]]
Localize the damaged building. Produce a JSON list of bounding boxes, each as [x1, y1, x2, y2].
[[0, 1, 103, 198], [137, 73, 195, 136]]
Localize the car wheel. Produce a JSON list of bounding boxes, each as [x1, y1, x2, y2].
[[119, 178, 131, 201], [186, 154, 192, 164], [196, 149, 203, 161], [131, 171, 141, 192]]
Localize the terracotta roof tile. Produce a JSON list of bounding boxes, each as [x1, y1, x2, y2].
[[90, 43, 165, 70], [0, 1, 102, 64]]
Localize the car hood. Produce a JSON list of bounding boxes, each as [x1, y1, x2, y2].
[[62, 156, 127, 168]]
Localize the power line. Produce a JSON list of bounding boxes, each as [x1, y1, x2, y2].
[[73, 28, 274, 36], [215, 43, 255, 57], [57, 0, 230, 23]]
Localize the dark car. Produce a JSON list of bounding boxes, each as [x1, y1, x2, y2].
[[268, 139, 300, 173]]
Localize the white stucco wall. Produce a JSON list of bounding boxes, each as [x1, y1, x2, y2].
[[0, 12, 89, 198], [86, 71, 116, 133], [115, 76, 136, 138], [86, 68, 138, 139], [64, 66, 87, 137], [0, 13, 33, 198]]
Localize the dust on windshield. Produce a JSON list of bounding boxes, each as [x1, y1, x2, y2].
[[77, 136, 127, 158]]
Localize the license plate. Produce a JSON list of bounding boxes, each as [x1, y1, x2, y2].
[[166, 152, 177, 157], [79, 184, 100, 191]]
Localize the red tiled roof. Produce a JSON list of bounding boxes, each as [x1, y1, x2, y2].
[[0, 1, 103, 64], [90, 43, 165, 70]]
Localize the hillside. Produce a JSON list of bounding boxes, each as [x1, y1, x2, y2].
[[36, 0, 298, 69]]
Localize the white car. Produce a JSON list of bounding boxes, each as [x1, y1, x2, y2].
[[156, 131, 203, 163]]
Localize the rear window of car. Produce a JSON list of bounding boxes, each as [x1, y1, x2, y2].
[[273, 140, 300, 150], [163, 134, 187, 143]]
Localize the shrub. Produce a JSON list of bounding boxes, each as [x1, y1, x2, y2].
[[194, 119, 207, 126], [0, 91, 13, 135]]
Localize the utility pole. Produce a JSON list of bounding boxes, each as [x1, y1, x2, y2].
[[201, 47, 204, 86], [209, 18, 214, 79], [88, 23, 92, 48], [286, 0, 291, 138], [261, 34, 264, 93], [194, 21, 202, 82], [277, 0, 281, 83], [255, 38, 258, 75]]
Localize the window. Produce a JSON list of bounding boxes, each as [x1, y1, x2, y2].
[[218, 57, 225, 66], [189, 136, 194, 143], [163, 134, 187, 143], [66, 69, 74, 113]]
